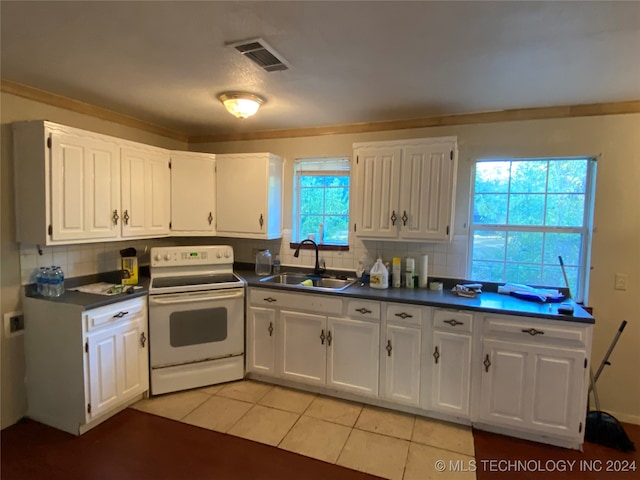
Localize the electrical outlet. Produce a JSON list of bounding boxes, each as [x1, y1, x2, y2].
[[3, 311, 24, 338], [614, 273, 628, 291]]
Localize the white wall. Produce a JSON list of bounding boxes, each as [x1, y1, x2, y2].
[[194, 114, 640, 424]]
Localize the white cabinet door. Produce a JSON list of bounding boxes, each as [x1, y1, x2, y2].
[[279, 310, 326, 385], [327, 316, 379, 396], [479, 339, 529, 429], [216, 153, 283, 239], [120, 318, 148, 398], [247, 307, 277, 375], [383, 323, 421, 406], [86, 327, 121, 419], [121, 147, 170, 237], [353, 138, 457, 242], [170, 152, 216, 234], [50, 132, 120, 241], [353, 147, 402, 238], [430, 330, 471, 417], [399, 143, 455, 242], [529, 346, 585, 437]]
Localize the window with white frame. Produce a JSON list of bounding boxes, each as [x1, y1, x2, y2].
[[292, 157, 350, 247], [469, 157, 597, 302]]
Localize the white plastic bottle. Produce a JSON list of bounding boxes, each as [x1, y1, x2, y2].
[[369, 258, 389, 289]]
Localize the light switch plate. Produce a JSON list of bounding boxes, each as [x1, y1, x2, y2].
[[614, 273, 628, 291]]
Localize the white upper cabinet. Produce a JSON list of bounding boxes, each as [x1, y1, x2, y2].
[[121, 145, 170, 238], [170, 152, 216, 235], [215, 153, 283, 239], [14, 122, 122, 245], [353, 137, 458, 242]]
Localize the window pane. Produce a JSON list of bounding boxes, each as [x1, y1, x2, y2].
[[473, 194, 508, 224], [471, 261, 504, 282], [324, 187, 349, 215], [506, 231, 543, 263], [545, 194, 585, 227], [326, 176, 349, 187], [300, 215, 323, 239], [472, 230, 506, 261], [543, 233, 582, 265], [542, 264, 578, 292], [323, 215, 349, 244], [300, 175, 325, 187], [475, 162, 510, 193], [548, 160, 587, 193], [505, 263, 542, 285], [300, 188, 324, 214], [510, 161, 547, 193], [508, 194, 544, 225]]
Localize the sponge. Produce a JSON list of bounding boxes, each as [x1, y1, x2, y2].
[[300, 279, 313, 286]]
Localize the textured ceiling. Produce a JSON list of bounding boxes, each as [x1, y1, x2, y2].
[[1, 1, 639, 136]]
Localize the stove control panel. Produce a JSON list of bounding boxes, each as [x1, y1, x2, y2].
[[150, 245, 234, 267]]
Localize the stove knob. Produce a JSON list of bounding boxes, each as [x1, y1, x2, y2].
[[164, 253, 172, 261], [224, 252, 230, 258], [216, 252, 222, 259], [154, 253, 162, 262]]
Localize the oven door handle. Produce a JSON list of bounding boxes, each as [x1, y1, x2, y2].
[[149, 290, 244, 305]]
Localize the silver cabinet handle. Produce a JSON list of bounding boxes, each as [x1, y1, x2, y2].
[[395, 312, 413, 319], [390, 210, 397, 225], [355, 307, 372, 314], [208, 212, 213, 225], [401, 210, 408, 226], [320, 329, 325, 345], [112, 210, 119, 225], [259, 214, 264, 228], [263, 297, 277, 303], [140, 332, 146, 348], [433, 346, 440, 364], [113, 311, 129, 319], [327, 330, 332, 346], [268, 322, 274, 337], [386, 340, 392, 357], [123, 209, 130, 225]]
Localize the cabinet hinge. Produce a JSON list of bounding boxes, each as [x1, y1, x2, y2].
[[450, 150, 454, 160], [85, 340, 88, 353], [353, 223, 357, 232], [356, 155, 359, 165], [579, 422, 582, 433], [169, 221, 172, 229], [446, 225, 450, 235], [47, 137, 52, 149], [168, 160, 171, 169], [48, 224, 53, 236], [584, 358, 587, 368], [87, 403, 92, 414]]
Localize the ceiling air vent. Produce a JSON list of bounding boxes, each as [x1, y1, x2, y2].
[[228, 38, 289, 72]]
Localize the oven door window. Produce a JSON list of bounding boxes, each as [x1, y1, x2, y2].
[[170, 307, 227, 347]]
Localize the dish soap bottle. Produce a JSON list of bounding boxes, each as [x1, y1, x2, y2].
[[369, 258, 389, 289]]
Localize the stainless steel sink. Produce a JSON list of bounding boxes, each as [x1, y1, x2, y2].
[[259, 273, 357, 291]]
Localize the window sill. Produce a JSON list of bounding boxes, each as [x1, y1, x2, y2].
[[289, 242, 349, 252]]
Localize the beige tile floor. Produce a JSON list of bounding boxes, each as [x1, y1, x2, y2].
[[133, 380, 476, 480]]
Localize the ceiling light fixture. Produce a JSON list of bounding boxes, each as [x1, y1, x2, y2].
[[219, 92, 264, 119]]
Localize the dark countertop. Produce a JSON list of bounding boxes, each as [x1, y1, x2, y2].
[[236, 267, 595, 324], [24, 271, 150, 311]]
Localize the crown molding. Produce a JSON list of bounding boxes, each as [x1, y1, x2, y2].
[[3, 79, 638, 145], [189, 100, 640, 143], [1, 79, 189, 142]]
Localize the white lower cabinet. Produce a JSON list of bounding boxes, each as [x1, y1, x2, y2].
[[477, 314, 591, 444], [428, 309, 473, 418], [246, 306, 277, 376], [381, 303, 423, 407], [246, 287, 593, 449], [23, 296, 149, 435]]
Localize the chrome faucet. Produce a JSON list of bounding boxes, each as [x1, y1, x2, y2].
[[294, 239, 325, 276]]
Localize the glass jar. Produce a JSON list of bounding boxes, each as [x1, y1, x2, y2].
[[255, 249, 272, 276]]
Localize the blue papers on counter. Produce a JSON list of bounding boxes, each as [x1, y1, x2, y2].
[[498, 283, 565, 303]]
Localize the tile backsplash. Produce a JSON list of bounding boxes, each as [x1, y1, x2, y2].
[[19, 232, 469, 285]]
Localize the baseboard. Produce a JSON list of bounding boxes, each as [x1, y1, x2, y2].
[[602, 410, 640, 426]]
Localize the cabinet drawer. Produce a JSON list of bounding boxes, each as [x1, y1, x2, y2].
[[433, 309, 472, 333], [483, 315, 589, 347], [346, 300, 381, 320], [385, 303, 423, 326], [249, 288, 342, 315], [84, 297, 146, 333]]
